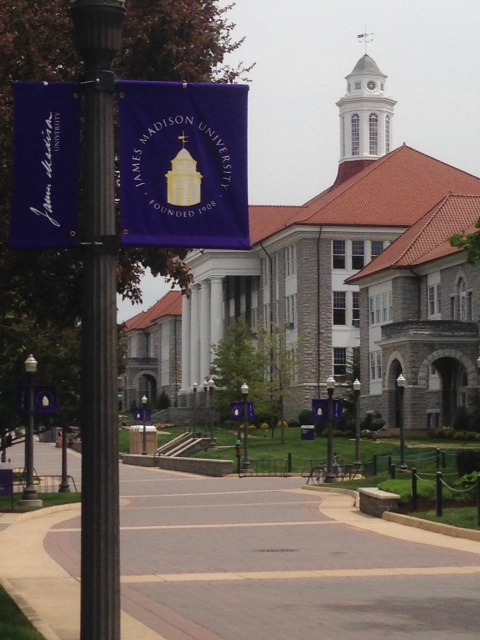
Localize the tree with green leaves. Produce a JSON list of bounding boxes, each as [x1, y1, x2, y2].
[[210, 318, 266, 419], [0, 1, 250, 424]]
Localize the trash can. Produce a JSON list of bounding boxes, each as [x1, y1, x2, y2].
[[300, 425, 315, 441], [129, 425, 158, 454]]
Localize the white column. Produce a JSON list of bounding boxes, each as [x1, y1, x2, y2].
[[199, 280, 211, 380], [210, 276, 224, 350], [190, 284, 200, 387], [180, 293, 191, 392]]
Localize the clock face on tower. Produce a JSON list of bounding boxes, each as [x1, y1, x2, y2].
[[367, 80, 376, 91]]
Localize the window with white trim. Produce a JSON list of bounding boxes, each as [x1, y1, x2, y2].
[[385, 115, 390, 153], [352, 241, 365, 270], [332, 240, 346, 269], [352, 291, 360, 328], [371, 240, 384, 260], [333, 291, 346, 325], [369, 351, 382, 380], [285, 245, 296, 277], [285, 294, 296, 329], [369, 291, 392, 325], [428, 283, 441, 317], [369, 113, 378, 155], [351, 113, 360, 156], [333, 348, 347, 378]]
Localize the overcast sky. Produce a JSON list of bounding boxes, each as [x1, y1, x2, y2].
[[117, 0, 480, 321]]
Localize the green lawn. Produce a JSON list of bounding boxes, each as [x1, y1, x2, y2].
[[0, 491, 81, 512], [414, 507, 480, 530], [0, 586, 45, 639]]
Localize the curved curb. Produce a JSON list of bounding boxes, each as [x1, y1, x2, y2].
[[383, 511, 480, 542], [303, 483, 480, 543]]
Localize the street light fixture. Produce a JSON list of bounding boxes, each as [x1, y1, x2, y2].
[[207, 378, 216, 448], [324, 375, 336, 483], [19, 354, 42, 507], [141, 395, 148, 455], [353, 378, 361, 466], [192, 382, 198, 436], [397, 372, 407, 470], [241, 383, 250, 470]]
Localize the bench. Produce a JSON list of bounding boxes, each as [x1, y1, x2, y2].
[[358, 487, 400, 518]]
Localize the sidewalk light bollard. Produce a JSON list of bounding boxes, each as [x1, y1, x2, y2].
[[353, 379, 361, 465], [411, 467, 417, 512], [192, 382, 198, 436], [19, 354, 42, 507], [436, 448, 440, 469], [141, 395, 147, 455], [397, 372, 408, 470], [390, 463, 396, 480], [436, 471, 443, 518], [324, 375, 336, 483], [241, 383, 251, 470], [373, 454, 377, 477], [59, 425, 71, 493], [287, 452, 292, 474]]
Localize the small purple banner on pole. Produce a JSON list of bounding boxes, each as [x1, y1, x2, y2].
[[230, 402, 255, 421], [0, 469, 14, 497], [312, 399, 343, 423], [312, 399, 328, 422], [10, 82, 81, 249], [117, 80, 250, 250]]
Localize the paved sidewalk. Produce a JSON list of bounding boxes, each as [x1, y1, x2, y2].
[[2, 441, 480, 640]]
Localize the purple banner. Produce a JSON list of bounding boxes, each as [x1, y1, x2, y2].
[[117, 80, 250, 249], [230, 402, 256, 421], [312, 399, 343, 422], [0, 469, 14, 498], [10, 82, 81, 249]]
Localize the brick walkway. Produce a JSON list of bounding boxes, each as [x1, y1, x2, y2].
[[2, 440, 480, 639]]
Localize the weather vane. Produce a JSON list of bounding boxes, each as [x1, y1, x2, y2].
[[357, 29, 374, 55]]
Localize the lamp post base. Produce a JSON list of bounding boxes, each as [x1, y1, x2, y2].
[[207, 439, 217, 449], [59, 481, 71, 493], [323, 472, 336, 484], [241, 459, 251, 470]]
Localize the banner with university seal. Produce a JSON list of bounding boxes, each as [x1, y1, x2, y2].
[[117, 80, 250, 249], [10, 82, 81, 249]]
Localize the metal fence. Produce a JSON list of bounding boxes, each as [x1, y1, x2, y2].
[[13, 468, 78, 493], [239, 459, 290, 477]]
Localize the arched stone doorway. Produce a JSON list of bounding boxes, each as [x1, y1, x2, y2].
[[135, 373, 157, 406], [384, 353, 404, 430], [418, 349, 478, 430]]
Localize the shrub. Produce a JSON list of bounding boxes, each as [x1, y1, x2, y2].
[[457, 449, 480, 476], [435, 426, 455, 439], [156, 391, 171, 410], [298, 409, 313, 424]]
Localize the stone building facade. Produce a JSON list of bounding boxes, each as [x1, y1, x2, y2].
[[349, 194, 480, 434]]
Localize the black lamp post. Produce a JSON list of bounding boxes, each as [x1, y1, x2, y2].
[[19, 354, 42, 507], [192, 382, 198, 435], [353, 378, 361, 465], [59, 423, 71, 493], [203, 379, 208, 436], [241, 382, 251, 470], [207, 378, 216, 448], [141, 394, 148, 455], [324, 375, 336, 483], [397, 373, 407, 469], [69, 2, 125, 638]]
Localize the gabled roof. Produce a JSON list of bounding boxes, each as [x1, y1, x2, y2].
[[248, 145, 480, 245], [122, 290, 182, 332], [346, 194, 480, 284]]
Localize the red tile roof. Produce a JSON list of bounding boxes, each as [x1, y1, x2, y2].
[[122, 290, 182, 331], [347, 194, 480, 283], [248, 145, 480, 244]]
